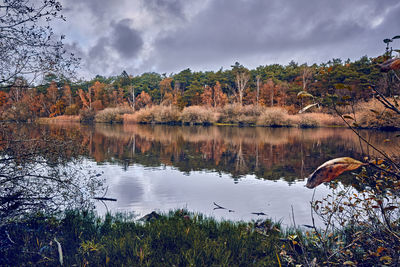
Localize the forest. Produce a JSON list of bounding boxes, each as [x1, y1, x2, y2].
[[1, 55, 398, 125]]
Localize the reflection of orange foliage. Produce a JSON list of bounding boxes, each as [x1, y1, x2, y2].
[[25, 122, 399, 180]]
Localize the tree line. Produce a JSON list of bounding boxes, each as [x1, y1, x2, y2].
[[0, 56, 393, 121]]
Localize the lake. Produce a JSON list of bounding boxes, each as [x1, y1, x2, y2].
[[12, 123, 400, 226]]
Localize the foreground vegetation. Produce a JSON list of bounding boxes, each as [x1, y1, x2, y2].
[[0, 210, 282, 266], [1, 204, 399, 266]]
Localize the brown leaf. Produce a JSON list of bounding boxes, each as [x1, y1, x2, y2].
[[306, 157, 365, 189], [390, 58, 400, 70]]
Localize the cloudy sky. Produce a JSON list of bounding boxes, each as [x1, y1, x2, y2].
[[57, 0, 400, 79]]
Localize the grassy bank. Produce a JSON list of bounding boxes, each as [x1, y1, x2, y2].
[[123, 104, 345, 128], [35, 99, 400, 130], [1, 210, 281, 266], [1, 209, 398, 266]]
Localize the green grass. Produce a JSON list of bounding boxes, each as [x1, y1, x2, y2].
[[0, 210, 282, 266]]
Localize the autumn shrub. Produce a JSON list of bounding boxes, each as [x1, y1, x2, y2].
[[79, 109, 95, 123], [296, 114, 320, 128], [351, 99, 400, 129], [180, 106, 217, 125], [64, 104, 80, 115], [217, 104, 242, 123], [94, 106, 133, 123], [122, 113, 139, 124], [256, 107, 292, 127], [154, 105, 181, 123], [128, 107, 155, 123], [125, 105, 181, 124], [217, 104, 262, 124]]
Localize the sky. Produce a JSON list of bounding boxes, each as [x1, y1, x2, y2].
[[57, 0, 400, 79]]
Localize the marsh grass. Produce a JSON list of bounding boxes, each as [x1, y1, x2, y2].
[[256, 107, 292, 127], [36, 115, 80, 124], [94, 107, 133, 123], [124, 105, 181, 124], [1, 210, 282, 266], [348, 98, 400, 130], [180, 106, 217, 125]]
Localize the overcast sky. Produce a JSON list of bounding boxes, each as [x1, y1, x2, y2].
[[57, 0, 400, 79]]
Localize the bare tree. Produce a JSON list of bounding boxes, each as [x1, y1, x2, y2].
[[255, 75, 261, 105], [235, 71, 250, 105], [301, 65, 314, 91], [0, 0, 78, 88]]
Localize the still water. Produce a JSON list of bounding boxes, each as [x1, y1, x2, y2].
[[29, 123, 400, 226]]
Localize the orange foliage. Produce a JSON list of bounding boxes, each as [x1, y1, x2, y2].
[[50, 100, 66, 117], [135, 91, 152, 109], [62, 84, 72, 106], [92, 100, 103, 111], [0, 91, 8, 107], [78, 88, 91, 109], [159, 77, 173, 100], [47, 81, 58, 104], [200, 82, 227, 107]]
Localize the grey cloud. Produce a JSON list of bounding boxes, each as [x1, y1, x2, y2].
[[142, 0, 187, 20], [88, 37, 110, 60], [59, 0, 400, 78], [78, 19, 144, 75], [152, 0, 400, 72], [111, 19, 144, 58], [64, 0, 121, 20]]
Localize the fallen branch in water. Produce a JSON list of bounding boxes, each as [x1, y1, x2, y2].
[[93, 197, 117, 202]]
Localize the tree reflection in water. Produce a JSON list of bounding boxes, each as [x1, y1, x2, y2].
[[0, 123, 104, 223], [18, 122, 400, 184]]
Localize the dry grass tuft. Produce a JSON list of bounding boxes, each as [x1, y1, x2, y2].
[[124, 105, 181, 124], [346, 98, 400, 129], [180, 106, 217, 124], [94, 106, 133, 123], [36, 115, 80, 124], [291, 113, 343, 128], [218, 104, 263, 124], [256, 108, 293, 127]]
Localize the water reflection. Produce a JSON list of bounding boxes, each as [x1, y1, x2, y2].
[[43, 123, 399, 182], [0, 123, 104, 223], [9, 123, 400, 224]]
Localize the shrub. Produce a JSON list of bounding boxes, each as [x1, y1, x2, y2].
[[130, 107, 155, 123], [218, 104, 242, 123], [94, 107, 133, 123], [296, 114, 320, 128], [217, 104, 262, 124], [79, 109, 95, 123], [125, 105, 181, 124], [257, 108, 292, 127], [64, 104, 80, 115], [180, 106, 217, 125], [351, 99, 400, 129], [154, 105, 181, 123]]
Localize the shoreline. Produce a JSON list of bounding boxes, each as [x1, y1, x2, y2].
[[34, 115, 400, 131]]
